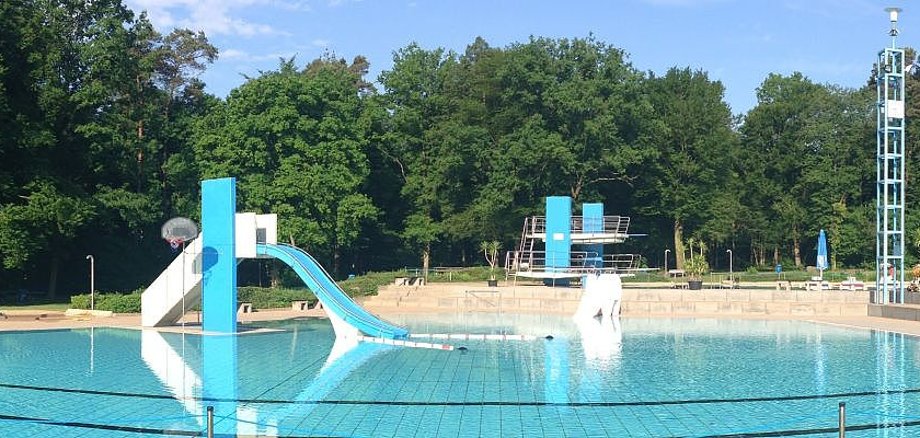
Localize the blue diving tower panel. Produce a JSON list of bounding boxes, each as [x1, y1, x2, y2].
[[545, 196, 572, 286], [583, 203, 604, 269], [202, 178, 238, 333]]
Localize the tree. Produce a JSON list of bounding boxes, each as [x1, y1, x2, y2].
[[641, 67, 735, 269], [194, 57, 377, 277]]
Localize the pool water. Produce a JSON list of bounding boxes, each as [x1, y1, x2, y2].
[[1, 315, 919, 437]]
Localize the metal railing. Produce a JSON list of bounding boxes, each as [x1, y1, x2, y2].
[[522, 215, 631, 236], [504, 250, 640, 275]]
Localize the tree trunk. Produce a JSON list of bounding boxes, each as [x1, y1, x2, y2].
[[47, 254, 59, 299], [793, 235, 802, 267], [422, 242, 431, 282], [674, 219, 685, 269], [332, 244, 340, 279], [773, 246, 780, 266]]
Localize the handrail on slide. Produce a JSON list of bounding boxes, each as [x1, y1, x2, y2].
[[257, 243, 408, 339]]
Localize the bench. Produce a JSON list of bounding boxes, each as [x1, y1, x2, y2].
[[839, 277, 865, 291], [805, 280, 830, 291], [238, 302, 253, 313], [394, 276, 425, 286], [291, 300, 309, 311]]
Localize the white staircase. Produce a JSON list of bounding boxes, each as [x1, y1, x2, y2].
[[141, 237, 202, 327]]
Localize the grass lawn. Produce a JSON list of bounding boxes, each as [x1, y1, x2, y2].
[[1, 302, 71, 311]]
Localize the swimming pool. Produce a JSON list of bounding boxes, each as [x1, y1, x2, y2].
[[0, 315, 918, 437]]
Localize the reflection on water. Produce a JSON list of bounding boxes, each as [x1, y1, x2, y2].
[[574, 314, 622, 369], [140, 323, 391, 436], [124, 316, 920, 437], [140, 330, 203, 426]]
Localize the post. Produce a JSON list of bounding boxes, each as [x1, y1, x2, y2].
[[838, 402, 845, 437], [207, 405, 214, 438], [85, 255, 94, 311], [664, 249, 670, 277], [726, 249, 733, 283]]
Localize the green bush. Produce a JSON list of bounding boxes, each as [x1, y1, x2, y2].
[[71, 291, 142, 313], [70, 294, 90, 309], [337, 271, 403, 297], [238, 287, 316, 309]]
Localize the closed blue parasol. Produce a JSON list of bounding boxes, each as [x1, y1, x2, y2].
[[816, 229, 829, 278]]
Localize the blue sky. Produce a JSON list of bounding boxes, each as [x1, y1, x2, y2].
[[124, 0, 914, 114]]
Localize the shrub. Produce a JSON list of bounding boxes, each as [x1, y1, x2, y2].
[[238, 287, 316, 309], [71, 291, 142, 313], [337, 271, 403, 297]]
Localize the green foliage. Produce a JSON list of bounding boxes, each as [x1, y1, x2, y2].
[[337, 271, 404, 297], [194, 56, 377, 276], [684, 255, 710, 280], [237, 287, 316, 309], [71, 291, 143, 313], [479, 240, 501, 278], [0, 1, 898, 293]]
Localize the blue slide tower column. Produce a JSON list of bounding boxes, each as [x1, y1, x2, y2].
[[545, 196, 571, 286], [202, 178, 238, 333], [583, 203, 604, 270]]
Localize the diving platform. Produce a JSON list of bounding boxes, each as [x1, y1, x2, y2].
[[506, 198, 643, 281], [522, 216, 632, 244]]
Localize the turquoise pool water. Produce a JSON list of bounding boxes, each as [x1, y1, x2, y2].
[[0, 315, 918, 437]]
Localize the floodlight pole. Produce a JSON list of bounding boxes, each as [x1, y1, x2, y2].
[[85, 255, 94, 311], [876, 7, 907, 304]]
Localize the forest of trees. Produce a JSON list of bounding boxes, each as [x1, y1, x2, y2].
[[0, 1, 913, 297]]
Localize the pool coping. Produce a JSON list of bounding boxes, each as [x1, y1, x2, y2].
[[4, 306, 920, 338]]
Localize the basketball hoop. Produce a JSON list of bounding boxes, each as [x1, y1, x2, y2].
[[162, 217, 198, 249]]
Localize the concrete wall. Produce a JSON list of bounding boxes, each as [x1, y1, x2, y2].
[[365, 283, 870, 317]]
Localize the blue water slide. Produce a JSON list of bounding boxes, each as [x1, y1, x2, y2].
[[256, 243, 409, 339]]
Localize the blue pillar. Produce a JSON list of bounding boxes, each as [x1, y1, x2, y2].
[[545, 196, 571, 286], [583, 203, 604, 269], [202, 178, 237, 333]]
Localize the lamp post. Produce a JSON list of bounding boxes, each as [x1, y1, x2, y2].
[[726, 249, 733, 283], [85, 255, 94, 311], [664, 249, 671, 277]]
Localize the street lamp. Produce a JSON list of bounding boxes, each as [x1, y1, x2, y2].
[[85, 255, 94, 311], [726, 249, 733, 283], [664, 249, 671, 276]]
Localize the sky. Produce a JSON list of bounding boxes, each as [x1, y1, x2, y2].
[[123, 0, 916, 115]]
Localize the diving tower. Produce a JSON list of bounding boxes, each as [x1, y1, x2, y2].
[[505, 196, 643, 280]]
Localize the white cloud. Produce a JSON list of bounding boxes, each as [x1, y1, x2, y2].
[[312, 39, 330, 47], [125, 0, 293, 37], [218, 48, 299, 62]]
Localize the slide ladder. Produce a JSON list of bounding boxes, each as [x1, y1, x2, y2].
[[257, 243, 409, 340]]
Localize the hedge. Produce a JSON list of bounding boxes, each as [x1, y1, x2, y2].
[[71, 291, 143, 313], [70, 287, 317, 313]]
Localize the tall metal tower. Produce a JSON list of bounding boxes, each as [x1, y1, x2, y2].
[[876, 7, 907, 304]]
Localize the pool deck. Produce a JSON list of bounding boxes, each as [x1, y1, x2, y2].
[[2, 282, 920, 336], [4, 306, 920, 337]]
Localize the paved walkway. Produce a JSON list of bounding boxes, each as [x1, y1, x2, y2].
[[0, 308, 324, 332], [4, 306, 920, 337]]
